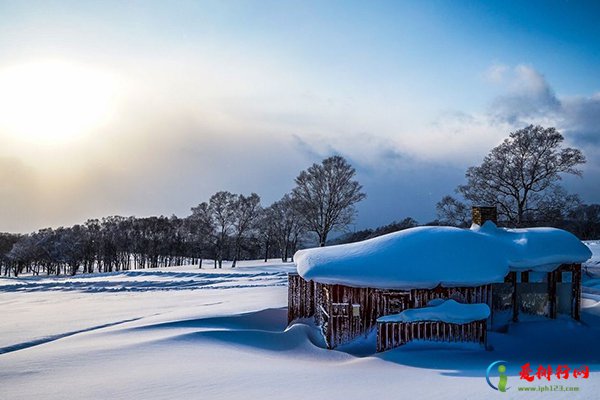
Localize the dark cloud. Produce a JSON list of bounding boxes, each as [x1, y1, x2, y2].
[[487, 64, 600, 148], [561, 95, 600, 145], [290, 134, 464, 228]]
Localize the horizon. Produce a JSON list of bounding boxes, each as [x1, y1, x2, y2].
[[1, 0, 600, 234]]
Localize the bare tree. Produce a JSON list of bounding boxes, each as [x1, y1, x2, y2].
[[230, 193, 261, 268], [436, 195, 470, 227], [456, 125, 585, 226], [208, 191, 237, 268], [271, 194, 304, 261], [568, 203, 600, 240], [257, 206, 278, 262], [293, 156, 366, 246], [0, 233, 20, 276], [188, 202, 214, 268]]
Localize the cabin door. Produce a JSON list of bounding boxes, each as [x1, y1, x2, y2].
[[330, 302, 360, 347]]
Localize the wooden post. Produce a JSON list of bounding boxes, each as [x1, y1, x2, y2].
[[521, 271, 529, 283], [377, 322, 382, 352], [573, 264, 581, 321], [509, 271, 519, 322], [548, 270, 557, 319]]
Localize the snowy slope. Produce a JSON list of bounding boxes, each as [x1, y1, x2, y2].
[[1, 259, 600, 399]]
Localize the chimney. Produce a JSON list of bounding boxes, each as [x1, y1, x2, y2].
[[472, 206, 497, 226]]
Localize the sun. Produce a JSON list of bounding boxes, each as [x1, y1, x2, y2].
[[0, 60, 119, 145]]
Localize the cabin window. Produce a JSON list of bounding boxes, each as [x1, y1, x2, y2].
[[526, 271, 546, 283], [352, 304, 361, 317], [560, 272, 572, 283]]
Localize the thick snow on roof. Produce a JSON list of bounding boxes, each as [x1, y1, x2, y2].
[[294, 222, 592, 289], [376, 299, 490, 324], [472, 222, 592, 272]]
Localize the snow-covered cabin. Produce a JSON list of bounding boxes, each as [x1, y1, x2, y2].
[[288, 207, 592, 349]]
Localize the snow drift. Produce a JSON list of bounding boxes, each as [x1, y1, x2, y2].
[[294, 222, 592, 289]]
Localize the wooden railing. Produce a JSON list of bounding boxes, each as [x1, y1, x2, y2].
[[376, 319, 487, 352]]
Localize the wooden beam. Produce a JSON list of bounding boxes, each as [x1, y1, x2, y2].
[[548, 270, 557, 319], [556, 270, 563, 283]]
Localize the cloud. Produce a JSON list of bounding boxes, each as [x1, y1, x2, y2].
[[288, 132, 467, 227], [437, 63, 600, 205], [291, 131, 411, 174], [487, 64, 560, 124], [484, 64, 600, 150], [1, 55, 598, 233], [484, 64, 509, 84]]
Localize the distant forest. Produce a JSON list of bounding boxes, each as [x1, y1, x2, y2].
[[2, 135, 600, 278], [0, 156, 366, 277], [0, 193, 301, 277], [2, 197, 598, 278]]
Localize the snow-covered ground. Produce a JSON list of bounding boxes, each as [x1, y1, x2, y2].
[[2, 247, 600, 399]]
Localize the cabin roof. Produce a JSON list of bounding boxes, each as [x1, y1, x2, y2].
[[294, 222, 592, 290]]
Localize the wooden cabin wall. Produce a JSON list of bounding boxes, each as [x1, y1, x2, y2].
[[320, 284, 492, 348], [288, 273, 492, 349], [289, 263, 582, 349], [287, 273, 315, 324]]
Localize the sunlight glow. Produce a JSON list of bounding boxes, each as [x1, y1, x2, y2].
[[0, 60, 119, 145]]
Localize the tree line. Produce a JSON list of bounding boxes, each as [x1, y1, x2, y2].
[[0, 156, 366, 277], [2, 125, 598, 277]]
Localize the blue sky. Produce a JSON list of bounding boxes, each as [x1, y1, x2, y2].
[[0, 0, 599, 232]]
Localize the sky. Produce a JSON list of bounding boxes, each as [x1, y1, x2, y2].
[[0, 0, 599, 233]]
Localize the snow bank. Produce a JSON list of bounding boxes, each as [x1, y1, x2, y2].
[[294, 222, 592, 289], [377, 300, 490, 324], [583, 241, 600, 270]]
